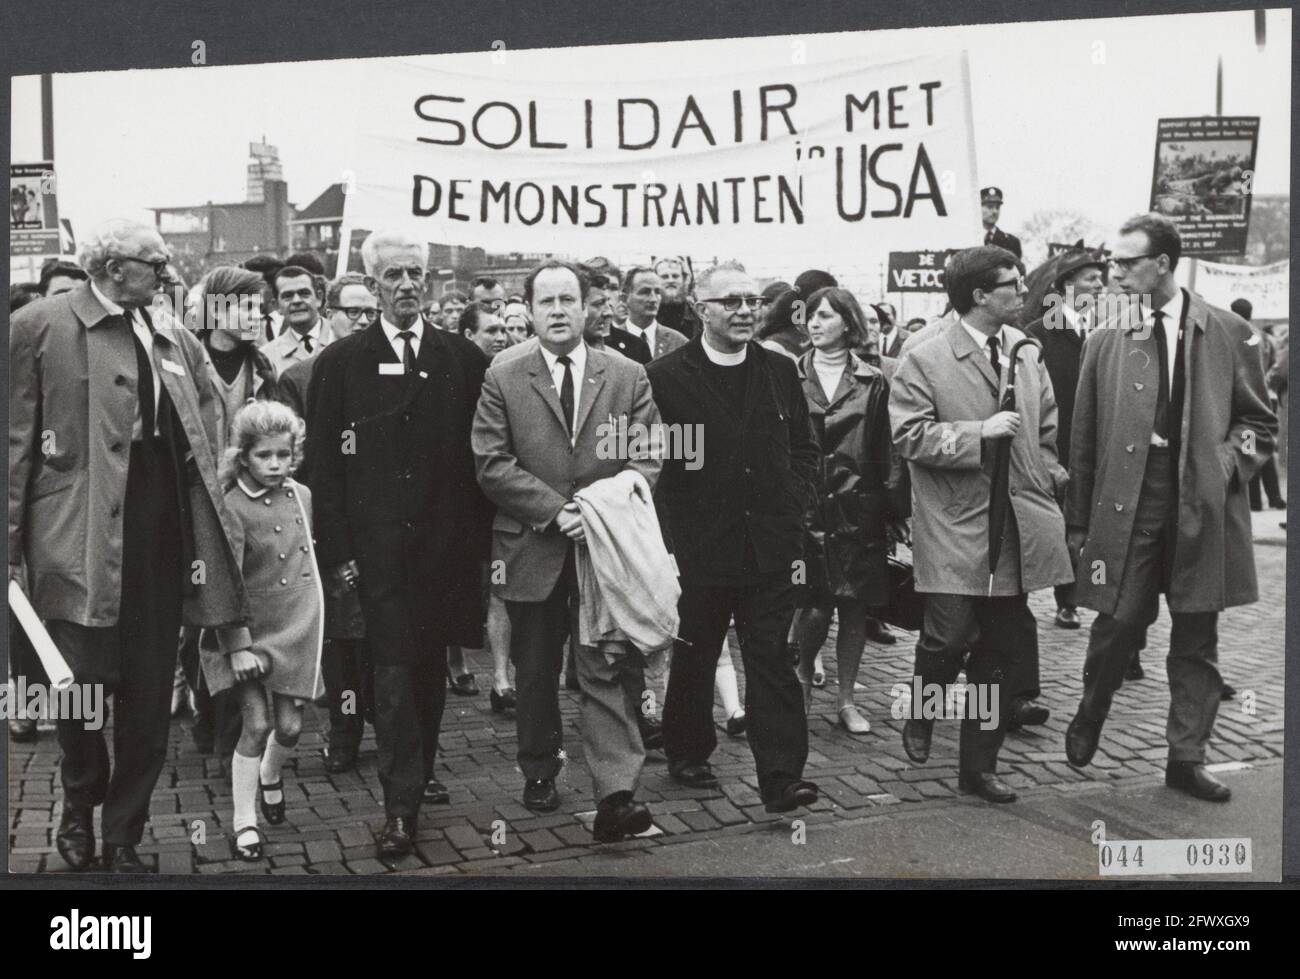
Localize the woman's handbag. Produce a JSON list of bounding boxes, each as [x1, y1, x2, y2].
[[880, 544, 924, 632]]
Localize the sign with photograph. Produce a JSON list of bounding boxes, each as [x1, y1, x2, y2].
[[343, 45, 981, 263], [1148, 117, 1258, 257], [887, 249, 954, 292], [10, 161, 61, 257]]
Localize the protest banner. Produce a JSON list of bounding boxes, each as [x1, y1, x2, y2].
[[340, 40, 982, 269], [1193, 259, 1288, 320], [1148, 117, 1258, 257], [10, 161, 61, 257], [887, 249, 953, 292]]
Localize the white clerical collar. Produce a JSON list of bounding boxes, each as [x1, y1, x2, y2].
[[381, 317, 424, 342], [701, 336, 747, 366], [540, 340, 587, 372], [90, 280, 125, 317]]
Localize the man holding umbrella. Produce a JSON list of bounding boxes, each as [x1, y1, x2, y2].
[[889, 246, 1073, 803]]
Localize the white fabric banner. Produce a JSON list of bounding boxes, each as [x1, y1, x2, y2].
[[1195, 259, 1289, 319], [340, 40, 981, 267]]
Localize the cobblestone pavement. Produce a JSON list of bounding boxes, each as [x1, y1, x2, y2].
[[7, 518, 1285, 878]]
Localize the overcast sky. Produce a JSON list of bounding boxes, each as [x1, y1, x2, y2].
[[10, 7, 1291, 295]]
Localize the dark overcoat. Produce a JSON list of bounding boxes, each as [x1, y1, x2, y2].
[[305, 320, 491, 662]]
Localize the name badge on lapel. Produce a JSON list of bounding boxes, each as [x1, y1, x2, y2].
[[378, 363, 404, 376], [160, 359, 186, 376]]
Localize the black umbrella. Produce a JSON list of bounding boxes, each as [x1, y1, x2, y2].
[[988, 337, 1042, 596]]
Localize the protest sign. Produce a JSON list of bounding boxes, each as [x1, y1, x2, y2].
[[1194, 259, 1288, 319], [341, 41, 982, 266], [1148, 117, 1258, 257], [887, 249, 953, 292], [10, 162, 61, 257]]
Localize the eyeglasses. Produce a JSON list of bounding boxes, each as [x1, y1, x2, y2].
[[1109, 253, 1158, 271], [334, 307, 380, 322], [700, 295, 763, 312], [987, 277, 1024, 292], [380, 265, 426, 283], [114, 255, 169, 276]]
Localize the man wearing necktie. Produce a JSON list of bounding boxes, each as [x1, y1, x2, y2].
[[307, 231, 492, 859], [259, 265, 332, 378], [473, 260, 664, 839], [889, 246, 1072, 804], [9, 220, 249, 871], [1065, 214, 1277, 801], [605, 266, 688, 365]]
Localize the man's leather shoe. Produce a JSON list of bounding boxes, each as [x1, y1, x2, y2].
[[864, 617, 897, 644], [423, 779, 451, 805], [725, 711, 747, 736], [902, 719, 933, 764], [669, 763, 719, 789], [1065, 710, 1102, 768], [8, 716, 38, 743], [1054, 606, 1081, 629], [102, 844, 149, 873], [1221, 683, 1236, 701], [639, 717, 665, 752], [56, 806, 96, 871], [958, 772, 1017, 803], [592, 792, 652, 843], [377, 816, 416, 858], [522, 778, 560, 813], [1124, 658, 1145, 682], [1166, 762, 1231, 802], [1006, 699, 1050, 732], [324, 743, 358, 774], [448, 673, 479, 696], [764, 780, 819, 813]]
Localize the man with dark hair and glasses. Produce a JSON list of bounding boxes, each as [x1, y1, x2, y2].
[[260, 264, 332, 377], [647, 262, 822, 814], [889, 245, 1072, 803], [1064, 213, 1276, 802]]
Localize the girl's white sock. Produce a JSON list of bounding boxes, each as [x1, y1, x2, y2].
[[260, 733, 293, 802], [231, 750, 261, 831]]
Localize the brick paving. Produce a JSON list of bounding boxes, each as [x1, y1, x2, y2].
[[7, 522, 1285, 877]]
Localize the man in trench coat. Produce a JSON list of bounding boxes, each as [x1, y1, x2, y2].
[[1064, 214, 1276, 801], [9, 220, 249, 872], [889, 246, 1073, 803]]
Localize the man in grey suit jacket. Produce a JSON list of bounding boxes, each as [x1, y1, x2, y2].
[[472, 260, 664, 841]]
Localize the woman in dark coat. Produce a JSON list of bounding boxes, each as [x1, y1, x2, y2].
[[795, 287, 908, 734]]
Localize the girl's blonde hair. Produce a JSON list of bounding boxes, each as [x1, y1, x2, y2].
[[218, 400, 306, 489]]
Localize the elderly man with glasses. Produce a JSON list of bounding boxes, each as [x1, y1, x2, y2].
[[9, 219, 250, 871], [647, 262, 822, 814]]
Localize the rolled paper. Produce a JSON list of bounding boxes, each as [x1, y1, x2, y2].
[[8, 580, 74, 690]]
